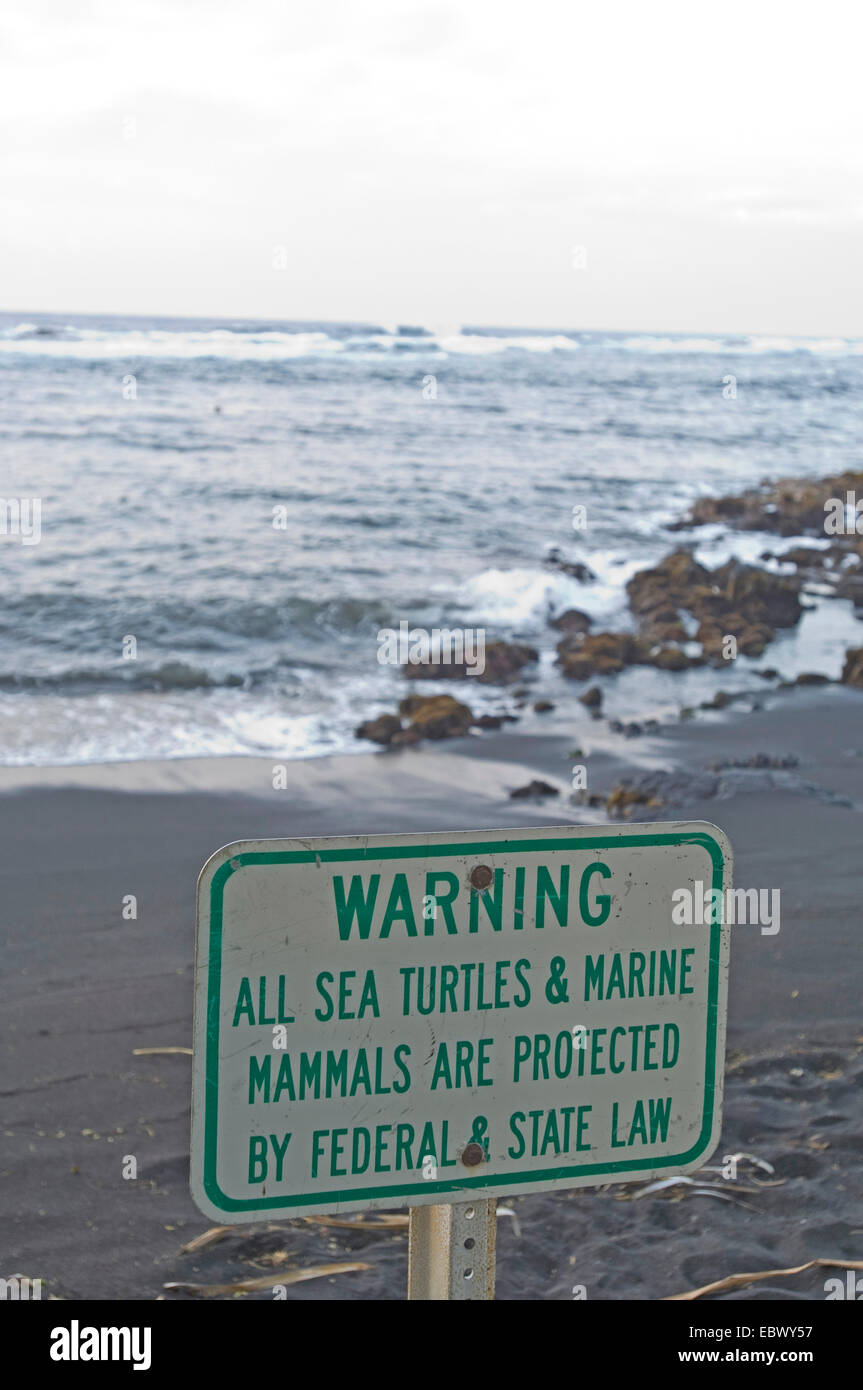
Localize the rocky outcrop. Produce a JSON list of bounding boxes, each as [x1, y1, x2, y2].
[[356, 692, 517, 746], [509, 779, 559, 799], [605, 785, 663, 819], [578, 685, 602, 709], [545, 548, 596, 583], [355, 714, 402, 745], [398, 694, 475, 739], [550, 609, 592, 634], [670, 469, 863, 538], [556, 631, 642, 679], [666, 469, 863, 619], [403, 639, 537, 684], [709, 559, 803, 628], [841, 648, 863, 688], [626, 550, 710, 634], [556, 546, 805, 677], [695, 619, 774, 659], [628, 549, 803, 665], [556, 628, 701, 680], [835, 570, 863, 608]]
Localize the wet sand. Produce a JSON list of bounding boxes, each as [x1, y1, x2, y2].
[[2, 685, 861, 1300]]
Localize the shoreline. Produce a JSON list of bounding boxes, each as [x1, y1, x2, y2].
[[0, 676, 857, 810]]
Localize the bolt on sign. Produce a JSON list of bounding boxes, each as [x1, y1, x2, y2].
[[190, 822, 731, 1221]]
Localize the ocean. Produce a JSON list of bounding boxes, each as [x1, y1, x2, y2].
[[1, 310, 861, 766]]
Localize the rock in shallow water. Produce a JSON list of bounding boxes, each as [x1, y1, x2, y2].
[[398, 694, 475, 739], [509, 779, 560, 799], [555, 628, 701, 679], [354, 713, 402, 745], [670, 468, 863, 538], [841, 647, 863, 687], [626, 549, 803, 663], [403, 639, 538, 684], [356, 694, 477, 745], [550, 608, 592, 634]]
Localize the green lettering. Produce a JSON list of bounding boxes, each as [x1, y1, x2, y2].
[[580, 862, 611, 926], [332, 873, 381, 940], [232, 977, 255, 1026], [380, 874, 418, 938]]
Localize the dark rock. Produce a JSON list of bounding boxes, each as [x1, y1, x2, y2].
[[552, 531, 810, 686], [533, 700, 555, 713], [697, 618, 775, 660], [626, 550, 711, 626], [779, 546, 831, 569], [627, 548, 804, 664], [835, 571, 863, 607], [578, 685, 602, 709], [712, 558, 803, 629], [546, 548, 596, 583], [649, 644, 691, 671], [557, 626, 696, 678], [550, 608, 592, 634], [645, 619, 688, 643], [403, 638, 537, 684], [608, 770, 719, 815], [398, 694, 475, 739], [707, 753, 799, 771], [148, 661, 214, 690], [389, 727, 422, 747], [509, 779, 560, 799], [556, 631, 643, 679], [606, 784, 663, 819], [795, 672, 831, 686], [480, 641, 539, 683], [355, 714, 402, 745], [670, 469, 863, 537], [840, 648, 863, 687]]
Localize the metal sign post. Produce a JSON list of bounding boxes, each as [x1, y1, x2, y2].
[[408, 1199, 497, 1300]]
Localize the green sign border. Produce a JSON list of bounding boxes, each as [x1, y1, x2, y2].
[[201, 830, 725, 1212]]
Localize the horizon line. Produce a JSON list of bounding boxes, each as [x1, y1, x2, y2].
[[0, 306, 857, 342]]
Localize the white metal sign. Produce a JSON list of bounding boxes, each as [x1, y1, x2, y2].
[[190, 822, 731, 1221]]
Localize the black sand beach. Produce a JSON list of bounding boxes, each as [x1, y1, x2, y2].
[[3, 685, 861, 1301]]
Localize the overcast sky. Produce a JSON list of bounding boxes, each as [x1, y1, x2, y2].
[[1, 0, 861, 333]]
